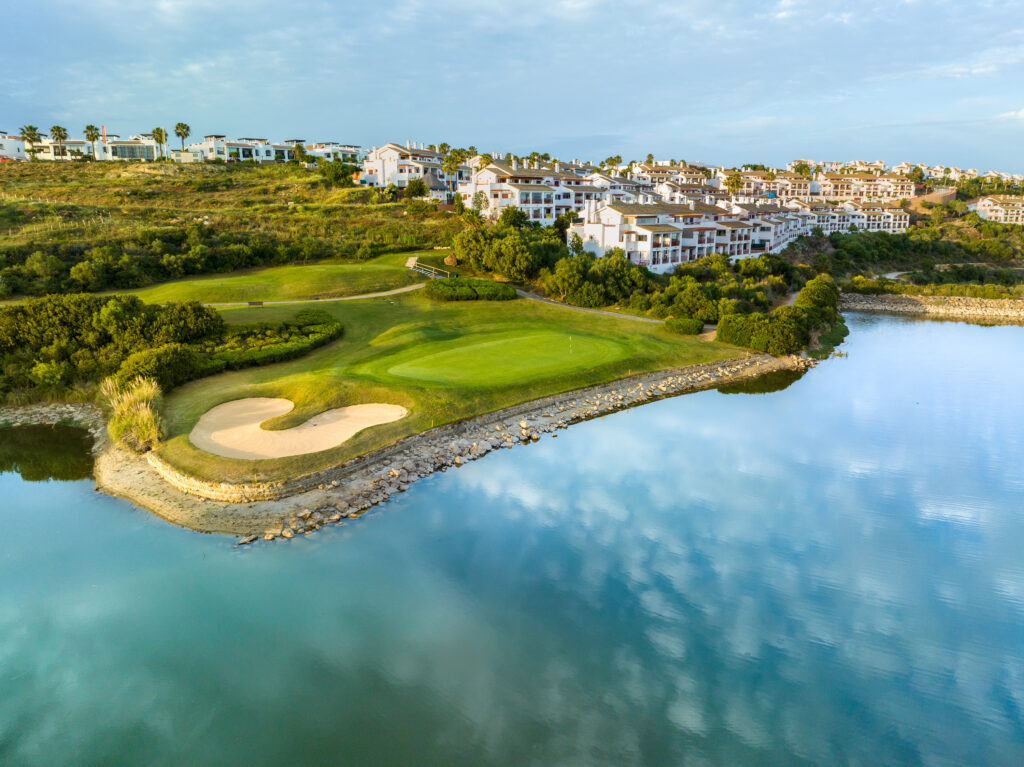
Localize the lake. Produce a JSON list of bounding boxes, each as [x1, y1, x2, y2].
[[2, 312, 1023, 766]]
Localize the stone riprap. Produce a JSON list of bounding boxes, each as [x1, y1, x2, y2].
[[840, 292, 1024, 320]]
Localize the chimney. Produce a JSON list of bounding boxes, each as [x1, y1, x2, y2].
[[555, 161, 560, 172], [512, 158, 518, 170], [406, 140, 410, 149], [102, 125, 107, 143]]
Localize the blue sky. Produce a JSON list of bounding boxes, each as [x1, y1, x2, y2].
[[2, 0, 1023, 171]]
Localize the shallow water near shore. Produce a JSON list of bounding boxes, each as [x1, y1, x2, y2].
[[2, 312, 1024, 766]]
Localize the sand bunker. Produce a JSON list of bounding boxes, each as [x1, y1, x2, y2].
[[189, 398, 407, 460]]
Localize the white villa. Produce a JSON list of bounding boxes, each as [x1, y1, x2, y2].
[[0, 132, 27, 161], [186, 135, 297, 163]]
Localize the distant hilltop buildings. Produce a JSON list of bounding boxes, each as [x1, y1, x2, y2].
[[2, 126, 1021, 271], [0, 126, 367, 165]]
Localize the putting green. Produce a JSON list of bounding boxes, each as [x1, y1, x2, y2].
[[384, 330, 630, 387]]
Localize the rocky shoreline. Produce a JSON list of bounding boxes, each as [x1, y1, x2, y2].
[[840, 292, 1024, 321], [0, 402, 108, 451], [2, 353, 809, 545]]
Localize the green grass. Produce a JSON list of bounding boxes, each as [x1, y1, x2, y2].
[[158, 292, 744, 483], [121, 252, 424, 304]]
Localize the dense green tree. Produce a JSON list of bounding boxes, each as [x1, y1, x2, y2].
[[404, 177, 429, 198], [498, 206, 529, 229]]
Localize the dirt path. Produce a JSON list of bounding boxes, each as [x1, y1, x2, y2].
[[206, 282, 425, 307]]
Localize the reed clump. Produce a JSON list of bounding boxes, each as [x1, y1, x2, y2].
[[99, 376, 164, 453]]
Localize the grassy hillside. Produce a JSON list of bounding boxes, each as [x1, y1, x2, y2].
[[0, 162, 463, 299], [159, 291, 742, 483]]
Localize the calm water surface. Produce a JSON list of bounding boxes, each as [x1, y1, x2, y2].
[[2, 313, 1023, 766]]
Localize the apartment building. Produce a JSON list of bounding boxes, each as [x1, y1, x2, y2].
[[975, 196, 1024, 224], [818, 173, 913, 201], [632, 163, 708, 186], [655, 181, 727, 205], [361, 142, 470, 193], [714, 170, 815, 200], [569, 200, 749, 272], [456, 160, 606, 224]]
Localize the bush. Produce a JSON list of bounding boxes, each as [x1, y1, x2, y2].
[[424, 277, 517, 301], [664, 318, 704, 335], [115, 343, 213, 391]]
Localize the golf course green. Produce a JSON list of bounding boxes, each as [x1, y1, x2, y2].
[[381, 330, 630, 386], [158, 290, 743, 483]]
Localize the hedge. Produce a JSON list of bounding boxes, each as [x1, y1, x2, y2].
[[664, 318, 705, 335], [424, 277, 517, 301]]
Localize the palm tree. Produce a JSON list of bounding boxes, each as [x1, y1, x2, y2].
[[725, 173, 743, 196], [19, 125, 42, 160], [50, 125, 68, 160], [84, 125, 100, 159], [174, 122, 191, 151], [151, 127, 167, 160]]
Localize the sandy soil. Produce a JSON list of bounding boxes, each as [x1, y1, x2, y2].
[[189, 398, 408, 459]]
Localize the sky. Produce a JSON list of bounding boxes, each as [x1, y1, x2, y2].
[[2, 0, 1023, 172]]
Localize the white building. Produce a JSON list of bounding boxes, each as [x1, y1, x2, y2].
[[818, 173, 914, 201], [360, 142, 470, 194], [0, 132, 27, 161], [186, 135, 295, 162], [569, 201, 750, 272], [305, 142, 364, 163], [457, 160, 605, 224], [975, 196, 1024, 224], [714, 170, 816, 200]]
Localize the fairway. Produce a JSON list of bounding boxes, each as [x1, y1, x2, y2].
[[384, 331, 629, 386], [124, 252, 423, 304]]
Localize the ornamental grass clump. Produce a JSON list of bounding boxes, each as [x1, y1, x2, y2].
[[100, 376, 164, 453]]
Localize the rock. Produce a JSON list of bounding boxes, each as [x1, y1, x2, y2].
[[263, 533, 275, 541], [281, 528, 294, 539], [297, 509, 311, 519], [237, 535, 258, 546], [327, 512, 341, 523]]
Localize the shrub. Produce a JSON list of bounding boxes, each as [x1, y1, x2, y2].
[[665, 318, 704, 335], [115, 343, 211, 390]]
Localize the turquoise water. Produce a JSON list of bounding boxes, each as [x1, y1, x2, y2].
[[2, 313, 1023, 766]]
